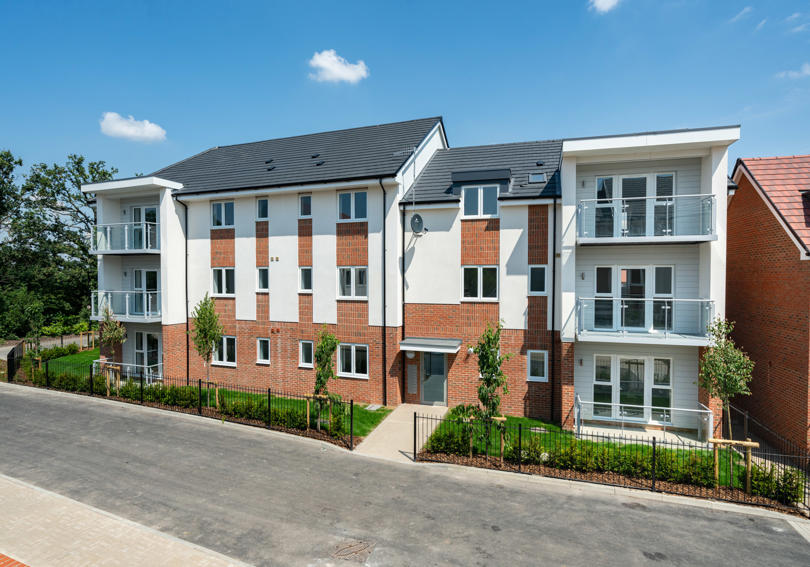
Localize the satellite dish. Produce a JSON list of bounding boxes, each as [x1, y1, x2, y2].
[[410, 213, 425, 234]]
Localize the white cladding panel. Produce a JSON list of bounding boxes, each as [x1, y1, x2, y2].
[[367, 186, 383, 326], [575, 158, 702, 202], [268, 194, 298, 323], [499, 205, 528, 330], [404, 207, 461, 305], [186, 200, 212, 310], [234, 198, 257, 321], [397, 124, 447, 197], [312, 192, 337, 324], [159, 188, 185, 324]]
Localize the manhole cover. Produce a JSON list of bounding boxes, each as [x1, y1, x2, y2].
[[331, 540, 375, 563]]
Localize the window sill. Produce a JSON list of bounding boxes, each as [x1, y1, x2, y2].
[[299, 215, 312, 220], [461, 298, 499, 303], [210, 226, 235, 230], [298, 290, 313, 295], [528, 292, 548, 297], [299, 363, 314, 369], [336, 218, 368, 223], [527, 377, 548, 383], [461, 215, 499, 221], [256, 361, 270, 366], [212, 294, 235, 299], [337, 373, 369, 380], [256, 217, 269, 222], [256, 290, 269, 294], [212, 362, 236, 368], [337, 297, 368, 302]]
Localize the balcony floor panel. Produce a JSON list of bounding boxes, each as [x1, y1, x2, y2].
[[576, 330, 709, 347], [577, 235, 717, 246]]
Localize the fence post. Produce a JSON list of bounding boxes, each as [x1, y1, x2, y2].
[[306, 397, 310, 431], [267, 388, 271, 428], [413, 412, 417, 462], [140, 376, 144, 404], [350, 400, 354, 450], [88, 363, 93, 396], [744, 411, 749, 440], [469, 418, 474, 459], [45, 360, 50, 388], [713, 444, 719, 487], [197, 379, 202, 415], [745, 438, 752, 495], [651, 437, 657, 493], [518, 423, 522, 473]]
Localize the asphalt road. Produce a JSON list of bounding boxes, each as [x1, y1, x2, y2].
[[1, 384, 808, 566]]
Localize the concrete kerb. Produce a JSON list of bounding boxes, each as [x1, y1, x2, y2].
[[4, 382, 810, 527]]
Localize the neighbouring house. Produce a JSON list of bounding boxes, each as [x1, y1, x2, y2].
[[82, 118, 738, 436], [728, 155, 810, 450]]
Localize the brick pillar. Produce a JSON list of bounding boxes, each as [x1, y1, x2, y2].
[[556, 337, 576, 430]]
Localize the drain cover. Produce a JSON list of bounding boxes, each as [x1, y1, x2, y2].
[[365, 404, 383, 411], [331, 540, 375, 563]]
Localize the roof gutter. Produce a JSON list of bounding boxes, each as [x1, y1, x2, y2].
[[172, 177, 398, 201]]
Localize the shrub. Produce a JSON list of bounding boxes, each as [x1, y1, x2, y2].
[[749, 464, 805, 505], [66, 343, 79, 355], [425, 423, 473, 455]]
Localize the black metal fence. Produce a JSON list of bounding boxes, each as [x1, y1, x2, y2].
[[5, 341, 23, 380], [415, 413, 809, 514], [12, 358, 355, 449]]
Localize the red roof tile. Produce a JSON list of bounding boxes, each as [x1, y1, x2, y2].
[[739, 155, 810, 252]]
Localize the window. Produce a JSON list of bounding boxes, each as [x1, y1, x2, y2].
[[256, 198, 269, 220], [653, 266, 674, 331], [594, 267, 614, 329], [462, 266, 498, 300], [527, 350, 548, 382], [299, 267, 312, 293], [595, 177, 615, 237], [593, 355, 613, 417], [213, 336, 236, 366], [337, 267, 368, 299], [337, 343, 369, 378], [462, 185, 499, 218], [337, 191, 367, 221], [651, 358, 673, 422], [212, 268, 235, 296], [299, 340, 314, 368], [257, 268, 269, 292], [257, 338, 270, 364], [528, 172, 547, 184], [299, 194, 312, 218], [529, 265, 547, 295], [211, 201, 234, 228]]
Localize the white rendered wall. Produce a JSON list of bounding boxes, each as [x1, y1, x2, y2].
[[186, 200, 211, 310], [312, 191, 337, 324], [160, 188, 186, 325], [699, 146, 728, 319], [396, 123, 447, 198], [234, 197, 257, 321], [367, 186, 384, 326], [499, 205, 529, 330], [403, 207, 461, 305], [560, 156, 578, 341], [268, 193, 298, 323]]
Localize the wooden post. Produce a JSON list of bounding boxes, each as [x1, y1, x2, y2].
[[745, 437, 752, 495], [215, 383, 220, 409]]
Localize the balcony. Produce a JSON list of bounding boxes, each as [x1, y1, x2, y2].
[[92, 360, 164, 384], [91, 291, 162, 323], [576, 297, 714, 346], [577, 194, 716, 244], [90, 222, 160, 253]]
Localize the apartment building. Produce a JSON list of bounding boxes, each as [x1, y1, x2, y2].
[[83, 118, 738, 432]]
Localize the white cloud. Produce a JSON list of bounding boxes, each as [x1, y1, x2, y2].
[[776, 62, 810, 79], [99, 112, 166, 142], [755, 18, 767, 31], [786, 12, 801, 22], [729, 6, 752, 23], [588, 0, 620, 13], [308, 49, 369, 84], [790, 23, 808, 33]]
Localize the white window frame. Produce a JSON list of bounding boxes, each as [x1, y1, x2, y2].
[[590, 354, 674, 424], [527, 350, 548, 382], [337, 343, 369, 379], [299, 194, 312, 219], [299, 340, 314, 368], [528, 265, 548, 296], [257, 267, 269, 292], [336, 191, 367, 222], [461, 184, 499, 219], [256, 197, 269, 221], [337, 266, 368, 300], [299, 266, 313, 294], [461, 265, 499, 302], [213, 336, 236, 367], [211, 201, 235, 229], [256, 338, 270, 365], [212, 267, 235, 297]]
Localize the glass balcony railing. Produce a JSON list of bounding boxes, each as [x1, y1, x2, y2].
[[90, 222, 160, 252], [576, 297, 714, 338], [91, 291, 162, 320], [577, 194, 715, 241]]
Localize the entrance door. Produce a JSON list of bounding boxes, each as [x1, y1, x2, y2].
[[135, 331, 161, 378], [132, 206, 158, 250], [620, 268, 646, 329], [619, 357, 645, 420], [421, 353, 447, 406]]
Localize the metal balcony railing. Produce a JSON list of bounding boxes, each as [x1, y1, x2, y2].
[[90, 222, 160, 252], [577, 194, 715, 240], [92, 360, 164, 384], [91, 291, 161, 320], [576, 297, 714, 338]]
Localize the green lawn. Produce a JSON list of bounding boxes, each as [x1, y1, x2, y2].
[[353, 404, 393, 437], [51, 347, 99, 366]]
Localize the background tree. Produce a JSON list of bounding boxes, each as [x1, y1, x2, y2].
[[699, 318, 754, 440], [190, 294, 223, 391], [24, 298, 45, 352], [471, 321, 512, 419], [314, 327, 339, 396]]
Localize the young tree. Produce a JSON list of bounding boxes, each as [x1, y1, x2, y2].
[[99, 306, 126, 358], [699, 318, 754, 440], [314, 327, 339, 396], [24, 298, 45, 352], [471, 321, 512, 419], [190, 294, 223, 390]]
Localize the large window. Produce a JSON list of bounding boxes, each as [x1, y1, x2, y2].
[[211, 201, 234, 228], [299, 267, 313, 293], [338, 191, 367, 221], [256, 198, 269, 221], [529, 265, 547, 295], [257, 267, 269, 292], [256, 338, 270, 364], [593, 355, 613, 417], [213, 336, 236, 366], [589, 354, 674, 423], [337, 343, 368, 379], [653, 266, 674, 331], [299, 340, 314, 368], [299, 194, 312, 218], [527, 350, 548, 382], [462, 185, 499, 218], [594, 266, 614, 329], [462, 266, 498, 301], [212, 268, 235, 296], [338, 267, 368, 299]]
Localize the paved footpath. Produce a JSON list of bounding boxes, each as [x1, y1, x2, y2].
[[0, 473, 248, 567], [355, 403, 447, 462], [1, 383, 809, 566]]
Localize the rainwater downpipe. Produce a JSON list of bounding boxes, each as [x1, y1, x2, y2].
[[379, 179, 388, 406], [175, 195, 191, 385], [550, 195, 558, 424]]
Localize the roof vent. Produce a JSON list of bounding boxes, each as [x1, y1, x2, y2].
[[265, 159, 273, 164], [315, 160, 325, 166], [311, 153, 320, 159], [266, 166, 276, 172], [528, 172, 547, 183], [536, 160, 545, 166]]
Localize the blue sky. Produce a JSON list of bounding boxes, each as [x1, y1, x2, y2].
[[2, 0, 809, 178]]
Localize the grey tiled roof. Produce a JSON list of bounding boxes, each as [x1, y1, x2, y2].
[[150, 117, 443, 195], [402, 140, 562, 204]]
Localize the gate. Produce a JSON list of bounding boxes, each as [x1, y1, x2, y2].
[[6, 341, 24, 382]]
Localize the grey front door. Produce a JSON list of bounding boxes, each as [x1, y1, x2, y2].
[[421, 353, 447, 406]]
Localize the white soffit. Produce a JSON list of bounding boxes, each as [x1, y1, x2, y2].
[[562, 126, 741, 158]]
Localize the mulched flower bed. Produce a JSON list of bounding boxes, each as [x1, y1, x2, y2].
[[418, 450, 806, 517]]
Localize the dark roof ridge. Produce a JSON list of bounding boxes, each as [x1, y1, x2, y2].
[[742, 154, 810, 161]]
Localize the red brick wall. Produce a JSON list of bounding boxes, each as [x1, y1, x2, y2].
[[210, 229, 235, 266], [727, 174, 810, 448], [528, 205, 548, 265], [298, 219, 311, 266], [336, 222, 367, 265], [461, 218, 499, 265]]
